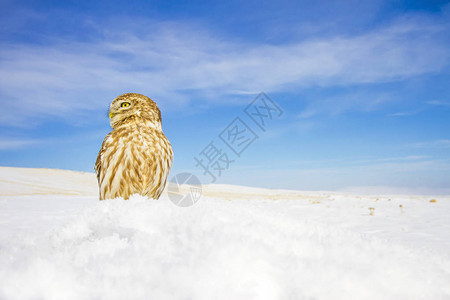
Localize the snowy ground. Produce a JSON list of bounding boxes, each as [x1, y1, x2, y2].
[[0, 167, 449, 299]]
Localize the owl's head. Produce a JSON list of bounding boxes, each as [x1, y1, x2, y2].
[[108, 93, 162, 129]]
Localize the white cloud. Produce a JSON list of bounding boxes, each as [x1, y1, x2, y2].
[[1, 16, 449, 126], [426, 100, 450, 107], [298, 91, 393, 118], [409, 140, 450, 148], [0, 138, 39, 150]]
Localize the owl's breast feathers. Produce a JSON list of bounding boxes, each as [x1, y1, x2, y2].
[[95, 123, 173, 200]]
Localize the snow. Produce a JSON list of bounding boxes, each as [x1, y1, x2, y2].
[[0, 167, 449, 299]]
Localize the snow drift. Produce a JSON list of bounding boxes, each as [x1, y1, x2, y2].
[[0, 167, 449, 299]]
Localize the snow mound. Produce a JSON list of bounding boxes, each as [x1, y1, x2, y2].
[[1, 195, 449, 300], [0, 167, 97, 196]]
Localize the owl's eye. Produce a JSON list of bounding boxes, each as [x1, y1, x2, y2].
[[121, 102, 131, 108]]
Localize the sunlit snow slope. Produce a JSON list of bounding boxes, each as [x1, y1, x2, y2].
[[0, 167, 449, 299]]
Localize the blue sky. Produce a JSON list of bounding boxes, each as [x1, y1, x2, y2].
[[1, 0, 450, 193]]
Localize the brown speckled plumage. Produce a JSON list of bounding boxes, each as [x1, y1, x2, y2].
[[95, 93, 173, 200]]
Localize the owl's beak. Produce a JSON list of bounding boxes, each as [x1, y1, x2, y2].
[[109, 112, 116, 119]]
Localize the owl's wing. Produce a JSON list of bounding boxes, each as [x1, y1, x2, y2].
[[95, 133, 112, 183]]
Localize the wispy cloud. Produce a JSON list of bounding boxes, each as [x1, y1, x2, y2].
[[298, 91, 393, 118], [387, 109, 425, 117], [387, 100, 448, 118], [426, 100, 450, 108], [0, 129, 107, 151], [409, 139, 450, 148], [0, 138, 40, 150], [1, 15, 449, 126]]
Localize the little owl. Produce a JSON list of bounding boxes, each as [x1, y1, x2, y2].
[[95, 93, 173, 200]]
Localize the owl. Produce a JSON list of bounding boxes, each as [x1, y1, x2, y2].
[[95, 93, 173, 200]]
